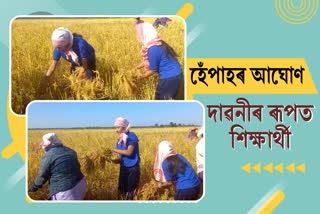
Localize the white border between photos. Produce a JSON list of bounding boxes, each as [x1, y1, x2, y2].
[[25, 100, 206, 203], [9, 15, 187, 116]]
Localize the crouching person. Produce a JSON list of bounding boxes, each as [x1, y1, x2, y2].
[[29, 133, 87, 200]]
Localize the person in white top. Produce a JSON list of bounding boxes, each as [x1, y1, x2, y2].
[[195, 127, 204, 181]]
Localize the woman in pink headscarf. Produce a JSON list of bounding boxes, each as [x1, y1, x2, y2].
[[41, 27, 96, 88], [111, 117, 140, 200], [135, 20, 182, 100]]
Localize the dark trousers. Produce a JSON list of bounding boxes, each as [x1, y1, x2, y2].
[[118, 164, 140, 200], [155, 74, 181, 100], [174, 184, 201, 200]]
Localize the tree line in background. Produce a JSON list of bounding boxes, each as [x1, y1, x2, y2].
[[29, 122, 199, 130]]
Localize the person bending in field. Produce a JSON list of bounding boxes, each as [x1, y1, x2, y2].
[[135, 21, 182, 100], [29, 133, 87, 200], [154, 141, 200, 200], [111, 117, 140, 200], [46, 27, 96, 80]]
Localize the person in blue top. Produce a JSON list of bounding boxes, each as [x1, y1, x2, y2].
[[46, 27, 96, 80], [111, 117, 140, 200], [28, 133, 87, 200], [154, 141, 200, 200], [135, 21, 182, 100]]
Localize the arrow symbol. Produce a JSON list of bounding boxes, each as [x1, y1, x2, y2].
[[252, 163, 261, 173], [241, 163, 251, 174], [242, 162, 306, 174], [296, 163, 305, 173], [264, 163, 273, 173], [274, 163, 283, 173], [286, 163, 295, 173]]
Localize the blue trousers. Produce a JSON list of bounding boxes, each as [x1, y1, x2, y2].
[[174, 184, 200, 200], [155, 74, 181, 100]]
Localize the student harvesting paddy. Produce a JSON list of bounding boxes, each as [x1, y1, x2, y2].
[[48, 27, 96, 79], [135, 20, 182, 100], [28, 133, 87, 201], [154, 141, 201, 200], [111, 117, 140, 200], [38, 27, 96, 94]]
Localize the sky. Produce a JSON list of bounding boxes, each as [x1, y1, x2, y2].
[[27, 101, 204, 128]]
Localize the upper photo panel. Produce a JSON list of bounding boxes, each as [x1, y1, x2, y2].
[[10, 16, 186, 114]]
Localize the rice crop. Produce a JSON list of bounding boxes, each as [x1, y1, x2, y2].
[[11, 17, 185, 114], [27, 127, 199, 201]]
